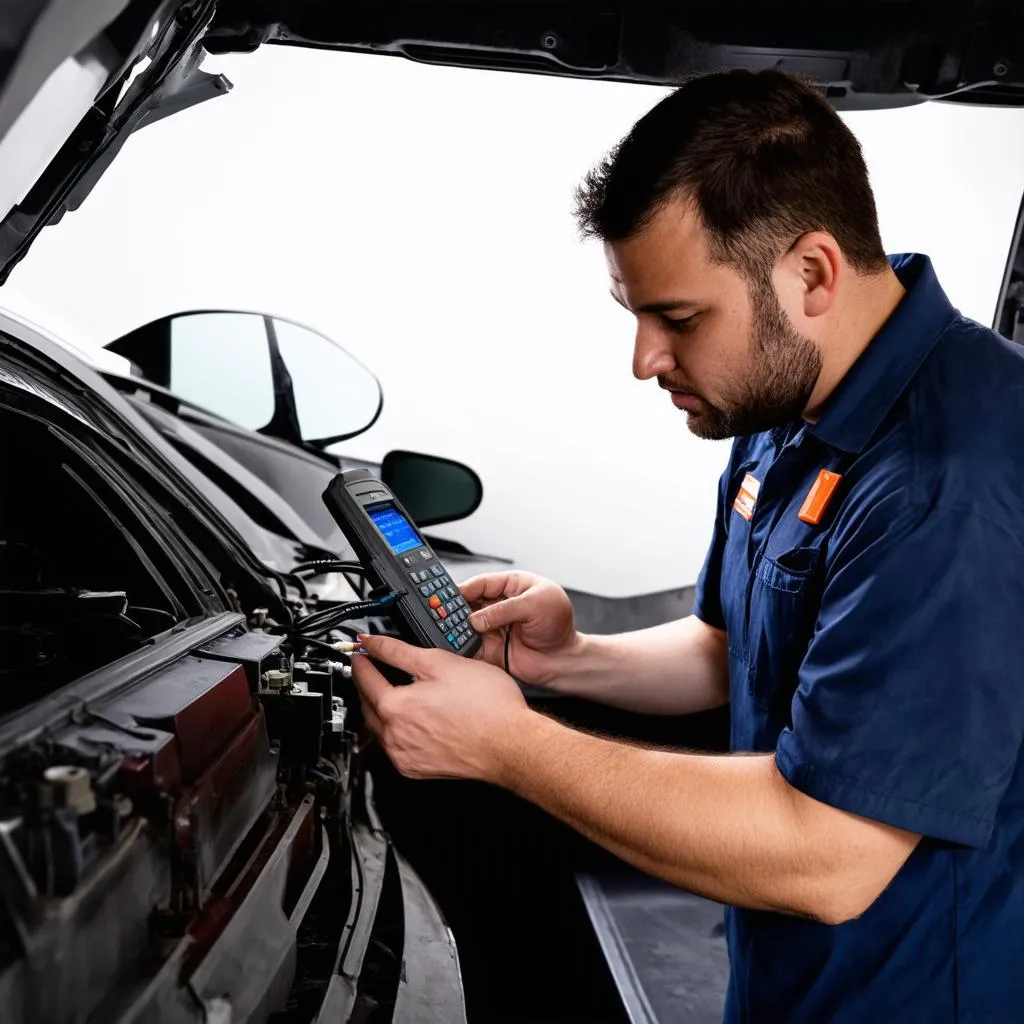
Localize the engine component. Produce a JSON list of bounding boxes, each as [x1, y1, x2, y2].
[[196, 628, 285, 691], [329, 697, 347, 734], [258, 686, 324, 767], [263, 668, 291, 691], [40, 766, 96, 815]]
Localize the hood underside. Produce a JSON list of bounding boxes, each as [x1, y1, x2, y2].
[[0, 0, 1021, 283]]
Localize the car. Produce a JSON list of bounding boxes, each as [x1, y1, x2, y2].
[[103, 309, 519, 610], [101, 305, 687, 634], [1, 4, 1023, 1024], [0, 299, 476, 1023]]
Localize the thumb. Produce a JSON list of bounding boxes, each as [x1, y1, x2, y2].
[[357, 633, 429, 675], [468, 594, 529, 634]]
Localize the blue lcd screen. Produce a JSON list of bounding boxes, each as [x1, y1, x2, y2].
[[367, 504, 422, 555]]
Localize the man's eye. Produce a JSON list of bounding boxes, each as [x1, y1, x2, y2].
[[664, 315, 697, 333]]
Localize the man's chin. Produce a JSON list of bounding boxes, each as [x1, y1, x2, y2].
[[684, 409, 734, 442]]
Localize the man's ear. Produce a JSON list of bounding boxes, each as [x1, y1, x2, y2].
[[779, 232, 843, 319]]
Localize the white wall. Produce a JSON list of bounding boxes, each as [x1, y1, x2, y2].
[[3, 47, 1024, 596]]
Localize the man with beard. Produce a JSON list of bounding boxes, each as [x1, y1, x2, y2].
[[352, 69, 1024, 1021]]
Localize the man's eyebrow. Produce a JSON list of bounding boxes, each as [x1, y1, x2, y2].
[[608, 290, 699, 314]]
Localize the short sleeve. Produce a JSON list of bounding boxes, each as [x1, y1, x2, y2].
[[691, 458, 732, 630], [775, 494, 1024, 848]]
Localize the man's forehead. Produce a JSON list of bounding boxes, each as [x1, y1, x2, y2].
[[605, 201, 712, 306]]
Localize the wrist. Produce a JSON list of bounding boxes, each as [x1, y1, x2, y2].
[[488, 706, 557, 792], [544, 632, 605, 694]]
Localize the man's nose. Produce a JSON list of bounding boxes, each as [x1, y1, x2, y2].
[[632, 320, 676, 380]]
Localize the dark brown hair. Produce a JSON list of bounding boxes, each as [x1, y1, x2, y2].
[[573, 69, 888, 284]]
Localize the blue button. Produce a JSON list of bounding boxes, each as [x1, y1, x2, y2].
[[446, 632, 457, 645], [420, 585, 432, 597]]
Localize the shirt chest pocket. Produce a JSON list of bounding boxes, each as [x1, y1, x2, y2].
[[746, 544, 824, 708]]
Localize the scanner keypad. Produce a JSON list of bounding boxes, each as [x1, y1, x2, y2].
[[408, 562, 474, 649]]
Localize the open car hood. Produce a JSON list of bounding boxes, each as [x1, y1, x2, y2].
[[0, 0, 1022, 284]]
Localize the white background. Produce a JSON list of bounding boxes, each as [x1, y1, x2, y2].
[[3, 47, 1024, 596]]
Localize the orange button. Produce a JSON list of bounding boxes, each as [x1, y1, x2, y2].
[[438, 607, 448, 618], [429, 595, 442, 609]]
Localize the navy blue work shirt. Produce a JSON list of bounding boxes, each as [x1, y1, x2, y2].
[[693, 254, 1024, 1023]]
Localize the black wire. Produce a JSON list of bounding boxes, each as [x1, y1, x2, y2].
[[294, 589, 400, 636], [503, 625, 512, 676], [293, 560, 368, 577], [327, 623, 362, 641], [266, 619, 363, 641], [279, 571, 309, 601], [267, 568, 296, 604], [296, 599, 374, 632], [296, 601, 376, 634]]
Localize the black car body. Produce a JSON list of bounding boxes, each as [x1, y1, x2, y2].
[[0, 308, 466, 1023]]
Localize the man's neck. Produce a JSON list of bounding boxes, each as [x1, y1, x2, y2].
[[804, 266, 907, 422]]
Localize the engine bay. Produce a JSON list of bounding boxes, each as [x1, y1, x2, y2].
[[0, 396, 416, 1023]]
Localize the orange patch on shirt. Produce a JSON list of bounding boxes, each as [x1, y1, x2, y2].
[[733, 473, 760, 522], [798, 470, 843, 525]]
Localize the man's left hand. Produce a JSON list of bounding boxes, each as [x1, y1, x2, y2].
[[350, 634, 529, 783]]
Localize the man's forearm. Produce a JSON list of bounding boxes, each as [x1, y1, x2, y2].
[[550, 615, 730, 715], [492, 711, 907, 924]]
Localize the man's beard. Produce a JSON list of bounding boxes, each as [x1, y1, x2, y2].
[[678, 282, 822, 441]]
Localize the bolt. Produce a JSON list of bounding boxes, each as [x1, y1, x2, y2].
[[994, 60, 1010, 77], [542, 33, 558, 50]]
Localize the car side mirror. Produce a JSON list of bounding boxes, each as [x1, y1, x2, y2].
[[104, 310, 383, 448], [381, 450, 482, 527]]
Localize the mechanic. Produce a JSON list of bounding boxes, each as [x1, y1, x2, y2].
[[352, 68, 1024, 1021]]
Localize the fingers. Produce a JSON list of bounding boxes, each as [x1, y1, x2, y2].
[[356, 633, 428, 675], [468, 592, 531, 634], [458, 571, 534, 606], [350, 650, 394, 716]]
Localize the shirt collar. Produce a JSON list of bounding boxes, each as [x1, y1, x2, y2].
[[807, 253, 957, 454]]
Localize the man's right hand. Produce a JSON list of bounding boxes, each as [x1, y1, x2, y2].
[[459, 571, 582, 688]]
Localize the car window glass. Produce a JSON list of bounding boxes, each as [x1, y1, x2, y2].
[[170, 313, 274, 429], [272, 318, 380, 440]]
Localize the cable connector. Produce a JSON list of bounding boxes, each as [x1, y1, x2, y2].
[[330, 641, 363, 654]]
